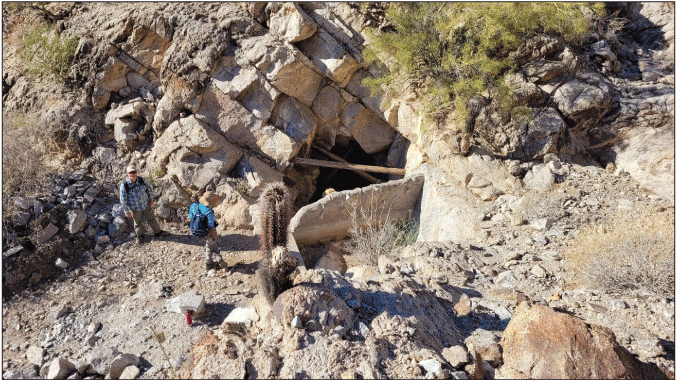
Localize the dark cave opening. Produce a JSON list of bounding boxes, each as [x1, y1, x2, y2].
[[309, 139, 388, 203]]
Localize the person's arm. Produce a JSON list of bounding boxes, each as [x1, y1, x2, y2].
[[120, 182, 131, 217], [207, 207, 218, 239]]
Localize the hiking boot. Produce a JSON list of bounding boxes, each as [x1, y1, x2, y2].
[[136, 235, 145, 245], [205, 261, 220, 271], [155, 230, 170, 237]]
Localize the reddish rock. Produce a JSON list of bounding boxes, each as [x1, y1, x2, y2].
[[498, 303, 670, 379]]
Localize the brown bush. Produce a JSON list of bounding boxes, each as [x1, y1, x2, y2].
[[565, 209, 675, 297], [345, 195, 419, 266]]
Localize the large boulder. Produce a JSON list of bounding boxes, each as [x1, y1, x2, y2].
[[148, 115, 240, 166], [268, 3, 317, 43], [297, 27, 361, 87], [196, 81, 301, 170], [238, 35, 323, 107], [211, 60, 282, 122], [498, 303, 670, 379], [612, 124, 674, 204], [290, 175, 424, 246], [270, 95, 319, 148], [413, 163, 489, 245], [341, 102, 397, 154]]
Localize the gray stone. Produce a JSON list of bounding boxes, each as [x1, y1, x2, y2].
[[165, 290, 206, 317], [530, 218, 555, 231], [36, 223, 59, 244], [331, 325, 346, 338], [223, 306, 258, 328], [443, 345, 470, 368], [464, 329, 501, 365], [358, 321, 370, 337], [46, 357, 76, 380], [235, 153, 284, 199], [531, 264, 547, 278], [119, 365, 140, 379], [87, 346, 121, 375], [298, 27, 360, 87], [108, 216, 127, 238], [341, 102, 396, 154], [419, 358, 443, 377], [64, 186, 77, 197], [313, 251, 347, 275], [3, 245, 23, 258], [269, 3, 317, 43], [26, 345, 45, 367], [269, 95, 318, 147], [96, 235, 111, 246], [109, 354, 140, 379], [12, 211, 31, 226], [291, 316, 303, 329], [495, 271, 518, 288], [67, 209, 88, 234], [524, 164, 555, 191], [55, 258, 69, 270]]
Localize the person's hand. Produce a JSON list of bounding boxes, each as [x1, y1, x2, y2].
[[209, 229, 218, 240], [149, 200, 154, 207], [125, 212, 131, 218]]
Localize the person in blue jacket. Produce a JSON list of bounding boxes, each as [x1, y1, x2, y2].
[[189, 191, 222, 270]]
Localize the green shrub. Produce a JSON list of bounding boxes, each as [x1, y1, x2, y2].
[[363, 2, 605, 133], [18, 24, 78, 82]]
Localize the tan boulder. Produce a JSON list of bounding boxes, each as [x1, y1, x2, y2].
[[235, 154, 284, 199], [298, 28, 360, 87], [270, 95, 319, 148], [313, 250, 347, 275], [148, 115, 240, 166], [196, 81, 301, 170], [269, 3, 317, 43], [96, 56, 129, 92], [290, 175, 424, 246], [239, 35, 323, 107], [498, 303, 670, 379], [212, 181, 255, 230], [212, 62, 282, 122], [272, 283, 354, 331], [166, 146, 241, 192], [121, 17, 172, 73], [341, 102, 397, 154], [612, 124, 674, 204]]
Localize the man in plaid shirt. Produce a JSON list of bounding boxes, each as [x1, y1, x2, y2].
[[120, 165, 169, 244]]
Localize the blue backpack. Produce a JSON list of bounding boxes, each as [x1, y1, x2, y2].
[[190, 204, 214, 237]]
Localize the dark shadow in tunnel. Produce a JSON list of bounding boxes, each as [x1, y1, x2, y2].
[[309, 139, 388, 203]]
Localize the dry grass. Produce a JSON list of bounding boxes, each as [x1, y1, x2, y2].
[[345, 194, 419, 266], [564, 209, 675, 297], [2, 110, 53, 196]]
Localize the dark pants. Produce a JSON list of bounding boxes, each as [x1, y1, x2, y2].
[[131, 207, 161, 237]]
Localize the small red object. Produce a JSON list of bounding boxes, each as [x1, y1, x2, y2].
[[186, 310, 193, 326]]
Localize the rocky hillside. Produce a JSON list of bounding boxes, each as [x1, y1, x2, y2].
[[2, 2, 674, 379]]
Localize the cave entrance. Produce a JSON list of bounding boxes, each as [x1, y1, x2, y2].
[[308, 139, 388, 203]]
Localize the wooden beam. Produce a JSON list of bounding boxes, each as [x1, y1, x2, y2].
[[294, 157, 406, 176], [312, 145, 380, 184]]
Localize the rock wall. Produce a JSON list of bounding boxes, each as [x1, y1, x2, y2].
[[2, 2, 674, 232]]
